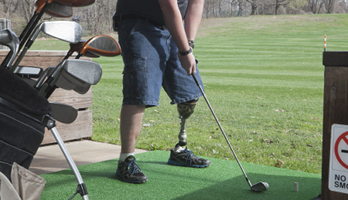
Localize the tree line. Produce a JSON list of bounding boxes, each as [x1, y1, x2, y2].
[[0, 0, 347, 36]]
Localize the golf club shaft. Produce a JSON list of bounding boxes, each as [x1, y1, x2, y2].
[[1, 3, 50, 69], [191, 73, 253, 188], [19, 3, 51, 51]]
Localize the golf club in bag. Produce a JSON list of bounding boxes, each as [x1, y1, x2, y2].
[[10, 20, 82, 72], [0, 0, 73, 68], [191, 69, 269, 193], [0, 67, 90, 200], [0, 29, 19, 69]]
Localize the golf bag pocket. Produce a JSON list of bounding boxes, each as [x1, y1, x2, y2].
[[0, 105, 45, 180]]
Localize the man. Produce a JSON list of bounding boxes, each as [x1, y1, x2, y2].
[[114, 0, 210, 184]]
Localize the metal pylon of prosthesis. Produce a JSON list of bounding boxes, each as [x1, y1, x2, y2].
[[174, 101, 197, 151], [174, 117, 188, 152]]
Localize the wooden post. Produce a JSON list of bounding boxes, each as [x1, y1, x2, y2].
[[322, 51, 348, 199]]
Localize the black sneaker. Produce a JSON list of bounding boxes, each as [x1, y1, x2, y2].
[[168, 147, 210, 168], [116, 155, 148, 184]]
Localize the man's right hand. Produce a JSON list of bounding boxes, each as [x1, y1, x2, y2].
[[178, 52, 196, 76]]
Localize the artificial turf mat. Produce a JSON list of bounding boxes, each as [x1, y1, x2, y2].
[[40, 151, 321, 200]]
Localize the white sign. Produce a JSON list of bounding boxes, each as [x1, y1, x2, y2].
[[329, 124, 348, 193]]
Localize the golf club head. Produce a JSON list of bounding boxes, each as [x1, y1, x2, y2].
[[0, 29, 19, 68], [56, 0, 95, 7], [11, 21, 82, 71], [72, 82, 91, 94], [42, 21, 82, 44], [69, 40, 100, 58], [45, 2, 73, 18], [251, 182, 269, 192], [39, 66, 91, 94], [62, 59, 102, 85], [55, 68, 92, 94], [83, 51, 100, 58], [80, 35, 121, 57], [13, 66, 43, 78], [50, 102, 78, 124]]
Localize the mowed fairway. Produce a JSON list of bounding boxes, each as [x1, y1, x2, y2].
[[31, 14, 348, 174]]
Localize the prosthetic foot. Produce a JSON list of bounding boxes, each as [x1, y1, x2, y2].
[[168, 99, 211, 168]]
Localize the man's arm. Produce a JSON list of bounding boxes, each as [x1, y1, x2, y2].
[[158, 0, 202, 75], [185, 0, 204, 43]]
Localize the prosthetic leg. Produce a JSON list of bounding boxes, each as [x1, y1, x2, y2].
[[168, 98, 210, 167], [174, 99, 198, 152]]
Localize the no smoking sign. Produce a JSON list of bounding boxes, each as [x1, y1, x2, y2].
[[329, 124, 348, 193]]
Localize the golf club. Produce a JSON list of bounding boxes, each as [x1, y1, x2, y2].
[[65, 39, 100, 59], [21, 0, 93, 47], [55, 67, 93, 93], [0, 29, 19, 69], [56, 0, 95, 7], [0, 0, 94, 69], [191, 72, 269, 192], [75, 35, 121, 58], [37, 35, 120, 97], [50, 102, 78, 124], [18, 0, 54, 49], [45, 1, 73, 18], [10, 21, 82, 72], [13, 66, 43, 78], [35, 66, 91, 95], [37, 59, 102, 98], [62, 59, 102, 85], [0, 0, 73, 69]]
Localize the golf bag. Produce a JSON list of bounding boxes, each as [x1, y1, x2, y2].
[[0, 67, 51, 180]]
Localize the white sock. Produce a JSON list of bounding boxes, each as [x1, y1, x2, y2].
[[119, 152, 135, 163]]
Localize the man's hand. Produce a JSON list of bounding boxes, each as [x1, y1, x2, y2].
[[178, 52, 196, 75]]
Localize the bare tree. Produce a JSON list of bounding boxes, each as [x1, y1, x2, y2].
[[0, 0, 19, 19], [203, 0, 214, 18], [237, 0, 248, 16], [246, 0, 260, 14], [324, 0, 336, 13], [274, 0, 289, 14], [18, 0, 35, 23], [73, 0, 115, 35], [306, 0, 325, 13]]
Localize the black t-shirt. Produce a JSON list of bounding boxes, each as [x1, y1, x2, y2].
[[116, 0, 189, 26]]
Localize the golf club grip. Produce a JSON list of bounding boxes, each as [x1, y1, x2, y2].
[[19, 3, 51, 51], [19, 13, 38, 41], [191, 73, 253, 187], [0, 52, 11, 69]]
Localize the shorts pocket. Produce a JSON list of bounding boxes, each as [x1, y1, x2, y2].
[[122, 58, 147, 97]]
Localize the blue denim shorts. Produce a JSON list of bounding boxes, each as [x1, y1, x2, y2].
[[118, 19, 204, 106]]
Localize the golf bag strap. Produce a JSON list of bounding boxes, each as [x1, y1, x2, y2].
[[0, 97, 55, 128]]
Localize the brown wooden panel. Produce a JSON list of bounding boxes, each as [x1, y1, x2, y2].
[[48, 88, 92, 109], [42, 109, 93, 145]]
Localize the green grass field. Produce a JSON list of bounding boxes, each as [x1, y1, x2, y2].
[[31, 14, 348, 174]]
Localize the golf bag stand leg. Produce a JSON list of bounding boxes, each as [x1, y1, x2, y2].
[[47, 121, 89, 200], [174, 99, 198, 152]]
